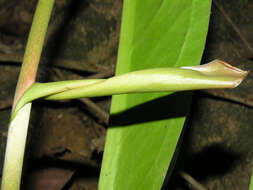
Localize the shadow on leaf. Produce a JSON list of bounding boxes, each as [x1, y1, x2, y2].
[[110, 91, 192, 127]]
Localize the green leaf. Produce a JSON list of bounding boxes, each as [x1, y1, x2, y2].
[[98, 0, 212, 190]]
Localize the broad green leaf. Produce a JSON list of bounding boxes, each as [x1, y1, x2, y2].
[[98, 0, 212, 190]]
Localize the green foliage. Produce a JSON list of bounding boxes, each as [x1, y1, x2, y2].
[[98, 0, 212, 189]]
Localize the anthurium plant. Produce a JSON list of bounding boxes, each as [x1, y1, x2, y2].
[[0, 0, 248, 190]]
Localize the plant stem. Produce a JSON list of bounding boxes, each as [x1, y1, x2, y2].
[[1, 104, 32, 190], [1, 0, 55, 189], [12, 0, 55, 109]]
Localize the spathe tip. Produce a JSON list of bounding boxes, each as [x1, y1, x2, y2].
[[182, 59, 248, 88]]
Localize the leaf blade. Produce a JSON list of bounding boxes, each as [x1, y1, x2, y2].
[[98, 0, 212, 190]]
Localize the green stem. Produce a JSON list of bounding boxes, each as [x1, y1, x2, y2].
[[1, 0, 55, 189], [13, 0, 55, 109]]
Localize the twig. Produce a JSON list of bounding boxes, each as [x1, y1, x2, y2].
[[213, 0, 253, 55], [54, 59, 111, 73], [179, 171, 208, 190], [87, 66, 115, 79], [0, 52, 113, 73], [79, 98, 109, 124], [200, 89, 253, 108]]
